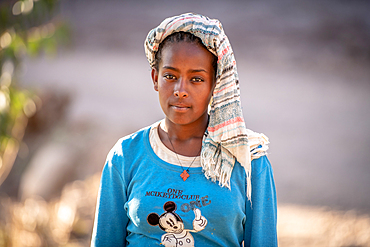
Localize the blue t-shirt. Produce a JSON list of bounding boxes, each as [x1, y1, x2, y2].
[[91, 126, 277, 246]]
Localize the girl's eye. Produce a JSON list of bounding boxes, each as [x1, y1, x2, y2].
[[164, 74, 176, 80], [191, 77, 203, 82]]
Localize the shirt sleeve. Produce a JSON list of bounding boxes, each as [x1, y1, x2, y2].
[[91, 149, 129, 247], [244, 155, 278, 247]]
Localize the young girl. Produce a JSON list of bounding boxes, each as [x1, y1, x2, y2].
[[91, 13, 277, 247]]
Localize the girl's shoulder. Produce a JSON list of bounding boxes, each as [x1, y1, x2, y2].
[[114, 122, 158, 150], [106, 123, 156, 161], [246, 128, 272, 176], [246, 128, 270, 160]]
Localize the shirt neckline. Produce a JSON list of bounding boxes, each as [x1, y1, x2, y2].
[[152, 120, 201, 163], [143, 123, 203, 174]]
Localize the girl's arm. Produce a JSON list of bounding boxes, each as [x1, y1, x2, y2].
[[244, 156, 278, 247], [91, 150, 129, 247]]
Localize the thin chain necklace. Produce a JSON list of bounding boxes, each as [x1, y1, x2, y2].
[[166, 131, 199, 181]]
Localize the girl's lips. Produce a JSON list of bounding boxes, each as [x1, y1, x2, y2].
[[171, 104, 190, 112]]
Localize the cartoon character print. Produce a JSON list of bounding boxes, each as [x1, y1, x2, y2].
[[147, 201, 207, 247]]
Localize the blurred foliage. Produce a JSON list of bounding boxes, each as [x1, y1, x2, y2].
[[0, 0, 69, 186]]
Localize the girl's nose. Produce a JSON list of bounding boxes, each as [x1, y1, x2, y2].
[[174, 79, 188, 98], [174, 90, 188, 98]]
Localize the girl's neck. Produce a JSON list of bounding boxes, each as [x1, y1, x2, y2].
[[158, 116, 208, 157]]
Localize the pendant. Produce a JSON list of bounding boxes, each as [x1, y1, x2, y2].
[[180, 170, 190, 181]]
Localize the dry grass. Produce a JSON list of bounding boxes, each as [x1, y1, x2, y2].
[[0, 174, 100, 247], [278, 204, 370, 247]]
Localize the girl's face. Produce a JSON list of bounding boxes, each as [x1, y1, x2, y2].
[[151, 41, 216, 127]]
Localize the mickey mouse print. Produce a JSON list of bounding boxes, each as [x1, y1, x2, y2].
[[147, 201, 208, 247]]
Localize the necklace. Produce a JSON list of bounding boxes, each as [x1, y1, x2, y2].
[[166, 132, 199, 181]]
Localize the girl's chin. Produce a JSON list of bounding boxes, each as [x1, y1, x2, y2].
[[165, 116, 207, 127]]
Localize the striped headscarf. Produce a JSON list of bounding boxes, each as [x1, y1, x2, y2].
[[145, 13, 268, 201]]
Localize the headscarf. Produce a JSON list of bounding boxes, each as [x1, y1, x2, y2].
[[144, 13, 269, 201]]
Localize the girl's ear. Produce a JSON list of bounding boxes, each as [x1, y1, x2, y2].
[[151, 68, 159, 91]]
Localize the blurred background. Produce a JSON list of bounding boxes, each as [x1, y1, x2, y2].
[[1, 0, 370, 246]]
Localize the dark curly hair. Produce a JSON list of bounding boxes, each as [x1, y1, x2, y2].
[[154, 31, 217, 76]]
